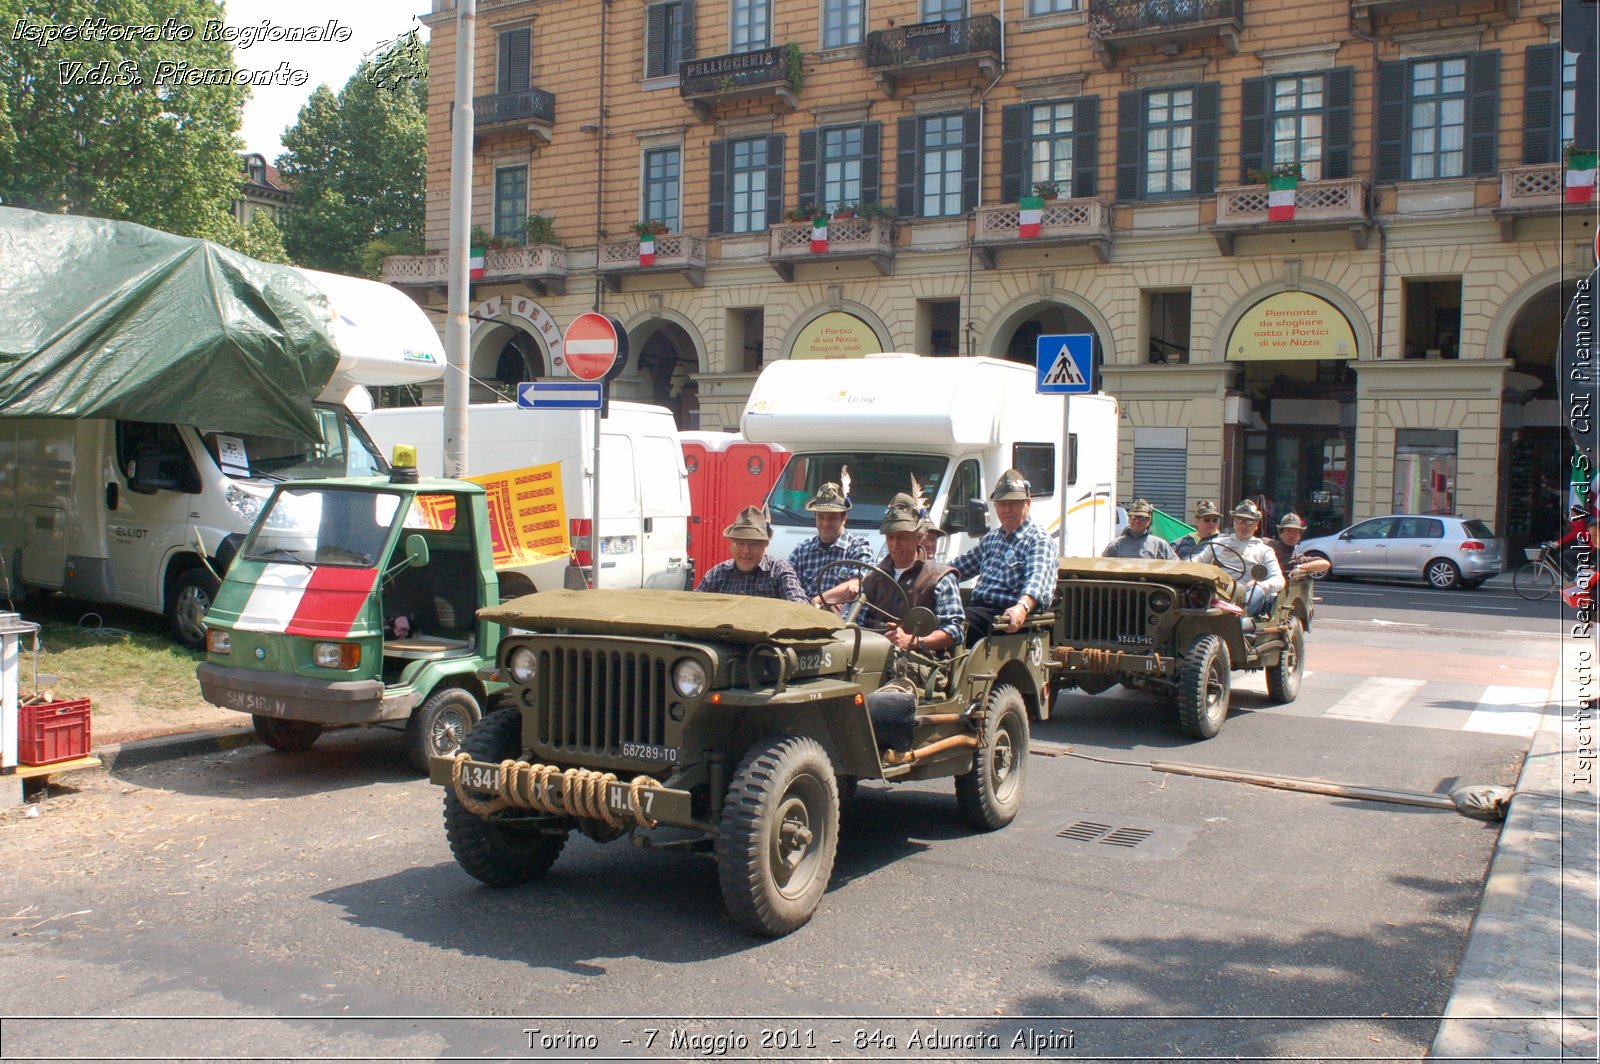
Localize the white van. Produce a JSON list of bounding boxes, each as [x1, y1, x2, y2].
[[741, 354, 1118, 564], [0, 270, 445, 647], [359, 401, 692, 594]]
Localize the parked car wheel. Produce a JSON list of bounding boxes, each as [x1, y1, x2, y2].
[[955, 684, 1029, 831], [252, 714, 322, 752], [1177, 635, 1231, 739], [168, 567, 219, 650], [1425, 558, 1462, 590], [444, 708, 566, 887], [1265, 618, 1304, 703], [405, 686, 483, 772]]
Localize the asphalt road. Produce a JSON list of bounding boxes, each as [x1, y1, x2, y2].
[[0, 614, 1550, 1063], [1306, 573, 1565, 634]]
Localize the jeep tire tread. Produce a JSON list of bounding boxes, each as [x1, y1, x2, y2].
[[252, 714, 322, 752], [955, 684, 1029, 830], [405, 686, 482, 772], [1177, 635, 1231, 739], [1265, 617, 1304, 704], [444, 708, 566, 887], [716, 735, 839, 937]]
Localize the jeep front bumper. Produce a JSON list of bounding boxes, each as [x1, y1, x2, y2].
[[431, 755, 698, 830]]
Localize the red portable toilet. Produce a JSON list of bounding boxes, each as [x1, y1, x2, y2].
[[679, 432, 788, 578]]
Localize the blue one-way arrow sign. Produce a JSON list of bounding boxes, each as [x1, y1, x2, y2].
[[517, 381, 604, 409], [1036, 333, 1095, 394]]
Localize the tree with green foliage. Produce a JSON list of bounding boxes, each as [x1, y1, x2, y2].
[[0, 0, 245, 238], [278, 33, 427, 277], [208, 211, 292, 264]]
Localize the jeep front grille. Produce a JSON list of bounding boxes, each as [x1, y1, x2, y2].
[[533, 646, 669, 756], [1055, 582, 1156, 644]]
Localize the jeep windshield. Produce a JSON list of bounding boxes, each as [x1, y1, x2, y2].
[[242, 487, 405, 569], [198, 402, 387, 483], [765, 452, 949, 527]]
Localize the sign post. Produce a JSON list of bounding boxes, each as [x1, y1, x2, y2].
[[1036, 333, 1097, 557], [562, 314, 622, 589]]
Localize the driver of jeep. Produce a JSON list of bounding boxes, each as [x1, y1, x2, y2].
[[833, 493, 964, 655], [1194, 500, 1284, 615]]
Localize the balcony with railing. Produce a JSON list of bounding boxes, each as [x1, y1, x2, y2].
[[864, 15, 1001, 96], [1087, 0, 1242, 67], [1351, 0, 1518, 33], [598, 233, 707, 291], [1492, 163, 1563, 239], [679, 45, 800, 120], [382, 243, 568, 295], [472, 88, 556, 142], [767, 217, 895, 281], [973, 198, 1113, 266], [1209, 176, 1371, 255]]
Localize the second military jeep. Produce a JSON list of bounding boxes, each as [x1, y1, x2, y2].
[[430, 583, 1051, 936], [1048, 557, 1313, 738]]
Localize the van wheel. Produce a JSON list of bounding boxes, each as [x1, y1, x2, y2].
[[444, 708, 567, 887], [956, 684, 1029, 830], [1176, 635, 1231, 739], [168, 568, 218, 650], [405, 687, 482, 772], [252, 715, 323, 752], [1265, 618, 1304, 704], [717, 735, 839, 936]]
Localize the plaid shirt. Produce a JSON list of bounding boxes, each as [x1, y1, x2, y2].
[[787, 531, 875, 597], [696, 555, 808, 602], [952, 517, 1058, 610]]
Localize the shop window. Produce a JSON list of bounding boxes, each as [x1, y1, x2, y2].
[[1146, 289, 1191, 364], [726, 308, 764, 372], [1401, 279, 1461, 359], [1393, 429, 1457, 515], [920, 300, 962, 355]]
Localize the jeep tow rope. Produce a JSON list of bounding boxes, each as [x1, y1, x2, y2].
[[450, 754, 663, 829]]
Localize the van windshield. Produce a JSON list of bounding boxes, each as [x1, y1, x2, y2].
[[766, 452, 949, 528], [198, 404, 387, 482], [242, 488, 403, 568]]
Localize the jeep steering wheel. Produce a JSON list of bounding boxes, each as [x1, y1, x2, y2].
[[815, 558, 911, 628], [1203, 541, 1259, 591]]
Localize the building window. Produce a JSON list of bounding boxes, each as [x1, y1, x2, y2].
[[821, 126, 864, 209], [646, 1, 691, 78], [1392, 430, 1457, 515], [1027, 0, 1076, 13], [920, 299, 961, 355], [494, 166, 527, 240], [822, 0, 862, 48], [1401, 279, 1462, 360], [1408, 58, 1468, 179], [1144, 88, 1194, 196], [731, 0, 769, 52], [644, 148, 681, 231], [922, 0, 965, 20], [1146, 289, 1191, 364], [1270, 75, 1324, 181], [1562, 49, 1578, 148], [728, 308, 765, 372], [497, 27, 531, 93], [920, 114, 965, 217], [728, 138, 769, 234], [1028, 101, 1075, 189]]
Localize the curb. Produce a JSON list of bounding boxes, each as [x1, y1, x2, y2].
[[94, 727, 258, 772]]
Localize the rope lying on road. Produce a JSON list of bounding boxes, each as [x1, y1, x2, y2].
[[449, 754, 661, 829]]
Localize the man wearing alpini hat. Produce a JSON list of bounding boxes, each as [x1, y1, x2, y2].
[[696, 505, 808, 602], [1268, 511, 1332, 581], [790, 481, 875, 602], [950, 469, 1059, 644], [1194, 499, 1284, 614], [1173, 499, 1224, 561], [1102, 499, 1177, 559]]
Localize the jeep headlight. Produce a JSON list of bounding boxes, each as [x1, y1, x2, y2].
[[672, 658, 707, 699], [507, 646, 537, 685], [1148, 590, 1173, 612]]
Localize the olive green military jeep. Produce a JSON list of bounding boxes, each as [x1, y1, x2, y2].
[[1048, 557, 1313, 739], [429, 582, 1051, 936]]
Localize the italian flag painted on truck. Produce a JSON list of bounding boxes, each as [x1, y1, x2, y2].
[[216, 562, 379, 639]]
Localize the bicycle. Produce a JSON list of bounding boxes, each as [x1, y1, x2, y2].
[[1512, 543, 1562, 601]]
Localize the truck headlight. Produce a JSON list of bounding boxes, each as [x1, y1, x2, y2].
[[313, 642, 360, 669], [224, 485, 262, 522], [507, 646, 537, 684], [206, 628, 231, 654], [672, 658, 707, 699]]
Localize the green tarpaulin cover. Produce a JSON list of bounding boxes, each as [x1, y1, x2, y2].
[[0, 207, 341, 439], [482, 589, 848, 643]]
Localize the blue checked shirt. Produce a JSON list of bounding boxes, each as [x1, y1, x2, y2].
[[787, 531, 875, 598], [952, 517, 1059, 610], [696, 555, 808, 602]]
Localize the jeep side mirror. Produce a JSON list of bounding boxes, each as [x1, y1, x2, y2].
[[405, 534, 431, 569], [1250, 563, 1269, 581], [901, 606, 937, 638]]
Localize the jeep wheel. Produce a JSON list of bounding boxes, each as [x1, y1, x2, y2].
[[405, 686, 482, 772], [252, 714, 322, 752], [717, 735, 840, 936], [956, 684, 1029, 830], [444, 708, 566, 887], [1176, 635, 1231, 739], [1265, 617, 1304, 703]]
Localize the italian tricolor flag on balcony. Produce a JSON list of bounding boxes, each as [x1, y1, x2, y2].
[[1566, 150, 1597, 204], [638, 236, 656, 266], [810, 212, 829, 254], [1267, 175, 1297, 221], [1018, 195, 1044, 238], [469, 246, 485, 280]]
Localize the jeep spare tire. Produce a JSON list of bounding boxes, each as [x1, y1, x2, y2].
[[1177, 634, 1231, 739], [956, 683, 1029, 830], [717, 735, 840, 936]]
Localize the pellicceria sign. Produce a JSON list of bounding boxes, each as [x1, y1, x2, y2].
[[1227, 292, 1357, 361]]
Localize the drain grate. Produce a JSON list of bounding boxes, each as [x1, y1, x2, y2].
[[1057, 820, 1116, 842], [1038, 814, 1193, 861], [1101, 826, 1154, 848]]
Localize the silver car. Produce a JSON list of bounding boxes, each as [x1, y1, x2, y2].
[[1297, 514, 1502, 590]]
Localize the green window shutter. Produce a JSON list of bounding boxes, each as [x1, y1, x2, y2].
[[499, 28, 530, 93], [765, 134, 785, 227], [961, 109, 981, 213], [1325, 67, 1354, 179], [1467, 50, 1500, 177], [707, 139, 727, 235], [1523, 44, 1558, 163], [861, 122, 882, 205], [897, 115, 918, 218], [646, 4, 670, 78], [1116, 90, 1143, 202], [680, 0, 696, 61], [1580, 53, 1599, 150], [1239, 76, 1268, 182], [1073, 95, 1099, 198], [797, 129, 818, 208], [1000, 103, 1026, 205], [1376, 60, 1407, 182], [1194, 82, 1220, 194]]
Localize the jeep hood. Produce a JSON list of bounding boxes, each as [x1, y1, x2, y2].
[[1057, 556, 1237, 596], [482, 589, 848, 643]]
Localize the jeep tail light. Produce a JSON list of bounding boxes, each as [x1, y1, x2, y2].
[[570, 518, 593, 566], [1459, 540, 1485, 552]]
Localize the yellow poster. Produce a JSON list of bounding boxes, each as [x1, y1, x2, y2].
[[1227, 292, 1357, 361], [466, 462, 570, 569], [790, 312, 882, 359]]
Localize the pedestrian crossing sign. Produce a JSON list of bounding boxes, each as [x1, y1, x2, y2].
[[1036, 333, 1095, 394]]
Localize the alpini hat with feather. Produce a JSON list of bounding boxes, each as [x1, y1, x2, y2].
[[989, 469, 1032, 501], [805, 482, 852, 512], [880, 493, 923, 534]]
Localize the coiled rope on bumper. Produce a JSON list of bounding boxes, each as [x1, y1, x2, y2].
[[1051, 646, 1165, 675], [450, 754, 662, 829]]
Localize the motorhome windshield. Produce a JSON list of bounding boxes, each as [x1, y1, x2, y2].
[[766, 452, 949, 527], [199, 404, 387, 483], [242, 488, 403, 569]]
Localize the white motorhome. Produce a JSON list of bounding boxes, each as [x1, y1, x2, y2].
[[741, 354, 1118, 564], [0, 269, 445, 647], [359, 401, 692, 594]]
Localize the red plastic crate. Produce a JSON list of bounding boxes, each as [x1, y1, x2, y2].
[[18, 697, 91, 766]]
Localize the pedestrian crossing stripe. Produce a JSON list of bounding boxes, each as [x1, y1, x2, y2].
[[1042, 345, 1087, 387]]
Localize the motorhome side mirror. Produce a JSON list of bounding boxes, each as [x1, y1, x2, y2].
[[404, 534, 431, 569], [901, 606, 937, 639], [125, 457, 160, 495], [966, 499, 989, 537]]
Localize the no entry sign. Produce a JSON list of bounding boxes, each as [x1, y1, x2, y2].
[[562, 313, 620, 381]]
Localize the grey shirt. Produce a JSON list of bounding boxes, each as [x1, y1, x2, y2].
[[1102, 531, 1177, 560]]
